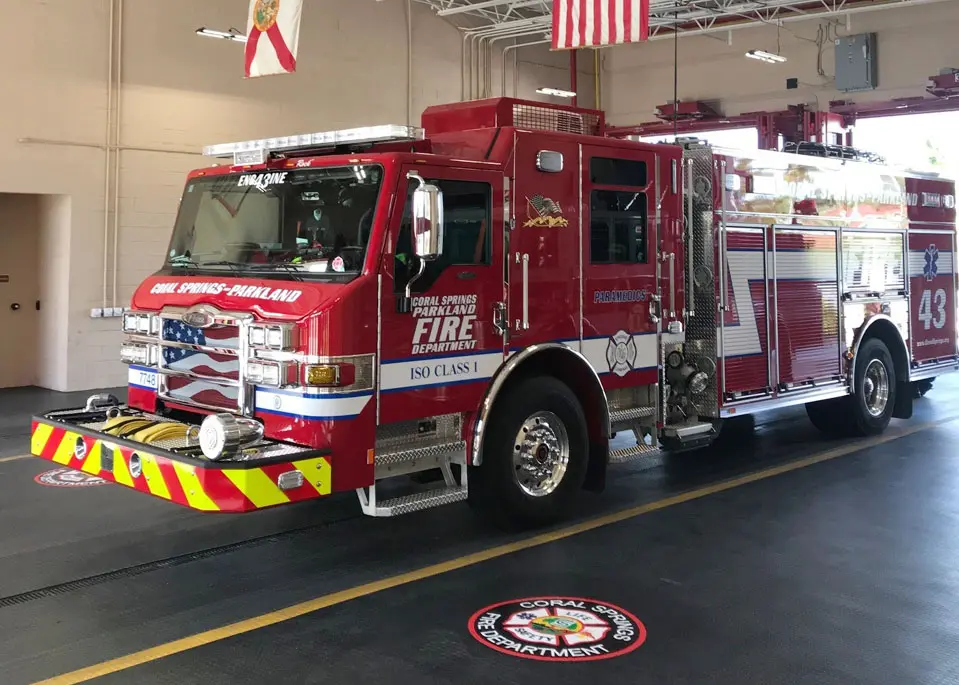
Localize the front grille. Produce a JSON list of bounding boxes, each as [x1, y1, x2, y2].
[[158, 314, 245, 413]]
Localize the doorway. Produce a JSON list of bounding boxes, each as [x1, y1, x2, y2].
[[0, 193, 41, 388]]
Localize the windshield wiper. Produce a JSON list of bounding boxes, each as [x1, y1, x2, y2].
[[194, 260, 246, 275], [243, 262, 305, 282]]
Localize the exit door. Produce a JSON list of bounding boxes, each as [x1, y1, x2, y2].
[[0, 194, 40, 388]]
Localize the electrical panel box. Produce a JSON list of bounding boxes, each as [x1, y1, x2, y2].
[[835, 33, 878, 92]]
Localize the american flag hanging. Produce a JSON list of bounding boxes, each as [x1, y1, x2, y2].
[[551, 0, 650, 50]]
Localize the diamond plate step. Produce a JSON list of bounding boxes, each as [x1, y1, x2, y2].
[[371, 485, 468, 517], [375, 440, 466, 467], [609, 442, 660, 464], [610, 406, 655, 426]]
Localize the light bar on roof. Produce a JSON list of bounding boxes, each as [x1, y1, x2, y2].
[[202, 125, 425, 163]]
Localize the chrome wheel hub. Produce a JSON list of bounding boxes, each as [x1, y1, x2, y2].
[[512, 411, 570, 498], [863, 359, 890, 417]]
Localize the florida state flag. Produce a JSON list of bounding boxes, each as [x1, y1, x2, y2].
[[244, 0, 303, 78], [552, 0, 650, 50]]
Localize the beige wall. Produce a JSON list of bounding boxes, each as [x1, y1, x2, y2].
[[3, 0, 585, 392], [604, 1, 959, 126]]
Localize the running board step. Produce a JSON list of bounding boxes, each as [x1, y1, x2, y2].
[[374, 441, 466, 479], [609, 443, 660, 464], [358, 485, 468, 517], [610, 406, 656, 426]]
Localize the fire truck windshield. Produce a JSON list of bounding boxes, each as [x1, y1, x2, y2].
[[165, 164, 384, 279]]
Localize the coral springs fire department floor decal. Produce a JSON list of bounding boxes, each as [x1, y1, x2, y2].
[[468, 596, 646, 662], [34, 467, 107, 488]]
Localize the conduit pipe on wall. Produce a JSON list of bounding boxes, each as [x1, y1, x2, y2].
[[407, 0, 414, 127], [101, 0, 115, 311], [594, 48, 601, 110], [18, 138, 198, 156], [462, 15, 551, 100], [500, 38, 551, 97], [111, 0, 124, 311]]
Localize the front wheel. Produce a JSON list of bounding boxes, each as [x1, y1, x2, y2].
[[469, 376, 589, 530]]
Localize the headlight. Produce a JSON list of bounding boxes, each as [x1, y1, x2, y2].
[[247, 324, 296, 350], [120, 343, 151, 366], [249, 327, 267, 347], [266, 328, 284, 348], [246, 360, 289, 387], [122, 312, 157, 335]]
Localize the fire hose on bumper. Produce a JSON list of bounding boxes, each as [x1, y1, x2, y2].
[[29, 394, 332, 512]]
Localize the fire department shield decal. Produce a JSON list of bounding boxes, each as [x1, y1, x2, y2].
[[606, 330, 637, 377], [34, 468, 107, 488], [469, 596, 646, 662]]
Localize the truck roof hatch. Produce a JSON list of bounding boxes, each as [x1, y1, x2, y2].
[[203, 124, 425, 166]]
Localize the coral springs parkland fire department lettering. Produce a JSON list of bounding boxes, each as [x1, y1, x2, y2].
[[468, 597, 646, 662], [149, 282, 302, 302], [410, 294, 477, 354]]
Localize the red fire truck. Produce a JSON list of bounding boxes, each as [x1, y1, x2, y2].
[[29, 98, 958, 528]]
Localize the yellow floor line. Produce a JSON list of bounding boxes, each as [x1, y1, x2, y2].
[[36, 416, 953, 685], [0, 454, 30, 463]]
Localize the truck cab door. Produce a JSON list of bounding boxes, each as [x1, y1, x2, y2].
[[578, 145, 661, 387], [378, 165, 506, 423]]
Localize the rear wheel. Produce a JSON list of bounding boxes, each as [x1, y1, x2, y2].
[[847, 337, 896, 436], [807, 337, 896, 438], [805, 396, 850, 437], [469, 376, 588, 530]]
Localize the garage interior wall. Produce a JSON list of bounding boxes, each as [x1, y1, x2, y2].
[[3, 0, 590, 392], [604, 1, 959, 125]]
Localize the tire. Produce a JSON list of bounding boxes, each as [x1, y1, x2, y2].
[[468, 376, 589, 530], [805, 396, 851, 437], [806, 338, 897, 438]]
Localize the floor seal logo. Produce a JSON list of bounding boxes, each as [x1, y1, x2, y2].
[[34, 468, 108, 488], [468, 596, 646, 661]]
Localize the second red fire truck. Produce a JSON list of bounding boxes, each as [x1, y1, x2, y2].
[[29, 98, 958, 528]]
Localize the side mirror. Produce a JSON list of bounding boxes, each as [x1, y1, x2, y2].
[[408, 172, 443, 261]]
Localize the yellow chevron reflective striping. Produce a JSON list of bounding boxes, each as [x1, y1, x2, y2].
[[31, 423, 54, 456], [137, 453, 172, 500], [172, 461, 220, 512], [293, 457, 332, 496], [52, 431, 78, 465], [224, 468, 290, 509], [110, 444, 135, 487], [80, 441, 102, 475]]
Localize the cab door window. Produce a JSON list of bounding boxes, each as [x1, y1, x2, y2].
[[394, 178, 491, 293]]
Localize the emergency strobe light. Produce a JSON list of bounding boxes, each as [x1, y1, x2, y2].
[[198, 413, 265, 461], [203, 125, 425, 166]]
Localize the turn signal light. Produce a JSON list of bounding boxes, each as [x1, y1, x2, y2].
[[304, 364, 355, 387]]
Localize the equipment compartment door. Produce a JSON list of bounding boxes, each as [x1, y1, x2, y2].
[[578, 144, 660, 388], [379, 165, 505, 423], [720, 226, 770, 396], [772, 227, 842, 386], [908, 230, 957, 364]]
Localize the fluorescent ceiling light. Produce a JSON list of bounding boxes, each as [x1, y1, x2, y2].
[[745, 50, 786, 64], [537, 87, 577, 98], [196, 27, 248, 43]]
